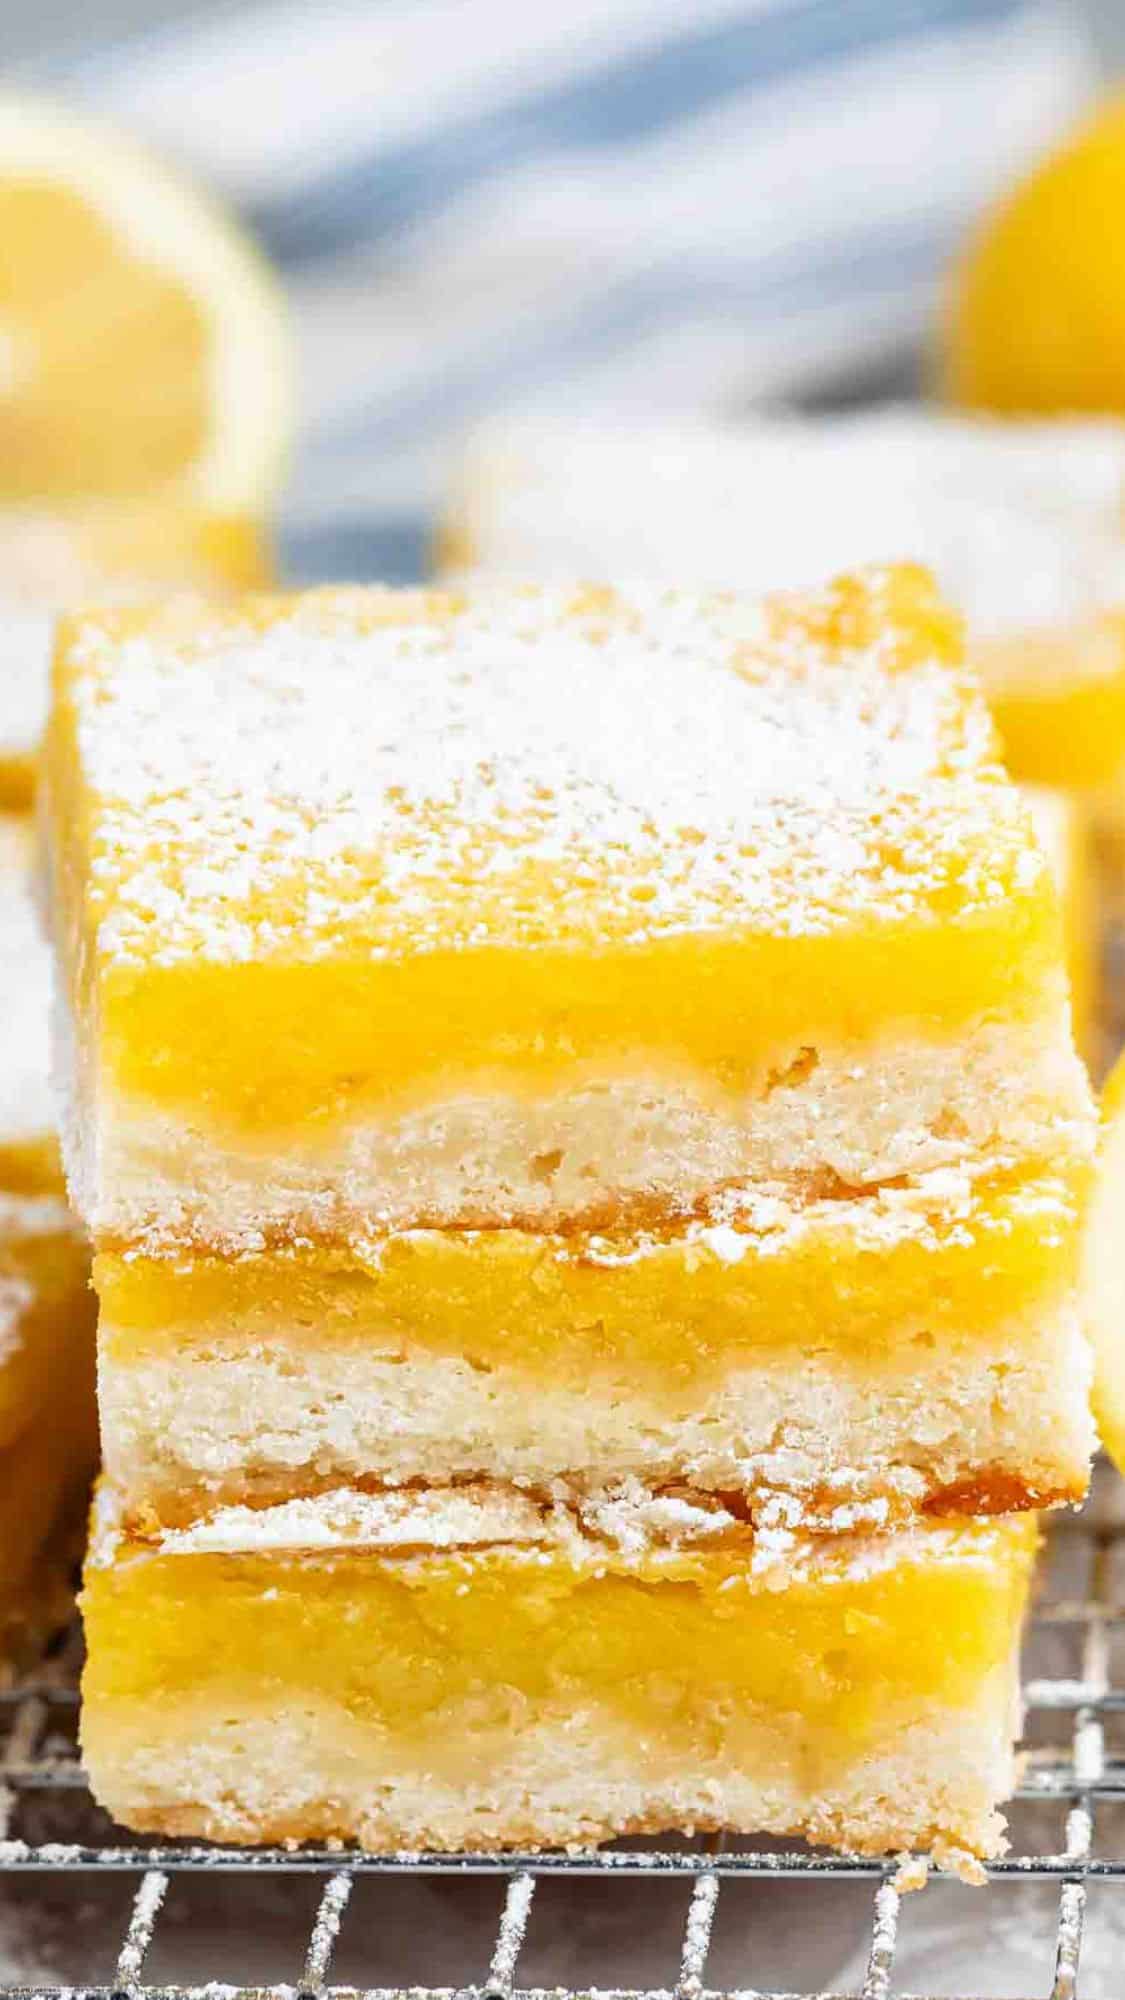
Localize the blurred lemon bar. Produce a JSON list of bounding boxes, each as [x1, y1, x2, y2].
[[0, 503, 272, 807], [0, 818, 95, 1662], [42, 567, 1092, 1253], [81, 1482, 1036, 1859], [443, 412, 1125, 957]]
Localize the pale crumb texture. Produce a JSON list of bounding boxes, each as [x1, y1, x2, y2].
[[97, 1299, 1094, 1527], [55, 566, 1040, 967], [448, 411, 1125, 648], [0, 818, 55, 1150], [83, 1698, 1017, 1860]]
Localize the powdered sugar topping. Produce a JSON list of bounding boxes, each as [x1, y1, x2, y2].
[[94, 1475, 1025, 1593], [62, 570, 1036, 969]]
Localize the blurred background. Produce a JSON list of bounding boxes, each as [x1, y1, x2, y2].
[[4, 5, 1125, 1992], [7, 0, 1125, 581]]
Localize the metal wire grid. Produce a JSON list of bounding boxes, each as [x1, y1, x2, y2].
[[1, 1474, 1125, 2000]]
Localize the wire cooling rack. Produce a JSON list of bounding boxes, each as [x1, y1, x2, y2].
[[3, 1465, 1125, 1999]]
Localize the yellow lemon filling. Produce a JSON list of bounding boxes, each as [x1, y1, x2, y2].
[[84, 1511, 1036, 1770], [97, 1160, 1085, 1390]]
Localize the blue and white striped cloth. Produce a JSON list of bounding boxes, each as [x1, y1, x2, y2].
[[34, 0, 1093, 578]]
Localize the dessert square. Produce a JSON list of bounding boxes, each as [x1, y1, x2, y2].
[[81, 1482, 1036, 1860], [43, 566, 1092, 1254], [0, 502, 270, 807], [96, 1159, 1093, 1528]]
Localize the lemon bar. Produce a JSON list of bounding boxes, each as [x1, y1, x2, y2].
[[0, 1191, 96, 1663], [96, 1159, 1093, 1527], [43, 566, 1092, 1254], [0, 500, 271, 808], [82, 1482, 1036, 1858], [443, 411, 1125, 799]]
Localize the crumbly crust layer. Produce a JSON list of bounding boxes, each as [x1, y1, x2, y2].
[[84, 1693, 1017, 1858], [98, 1302, 1093, 1529]]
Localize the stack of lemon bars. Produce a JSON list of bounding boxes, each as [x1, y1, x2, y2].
[[42, 562, 1096, 1862]]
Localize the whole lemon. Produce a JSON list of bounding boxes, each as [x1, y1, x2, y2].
[[945, 93, 1125, 414]]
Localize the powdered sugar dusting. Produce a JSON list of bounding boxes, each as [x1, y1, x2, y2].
[[577, 1477, 738, 1555], [59, 569, 1039, 970], [93, 1475, 1028, 1593], [154, 1481, 550, 1557], [550, 1159, 1080, 1270]]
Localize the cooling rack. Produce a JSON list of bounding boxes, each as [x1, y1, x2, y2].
[[2, 1462, 1125, 1999]]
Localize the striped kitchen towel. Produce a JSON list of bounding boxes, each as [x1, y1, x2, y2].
[[34, 0, 1093, 579]]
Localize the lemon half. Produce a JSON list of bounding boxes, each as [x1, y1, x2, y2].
[[0, 95, 290, 508], [945, 92, 1125, 416]]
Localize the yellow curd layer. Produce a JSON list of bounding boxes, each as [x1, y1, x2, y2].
[[83, 1514, 1036, 1761], [45, 567, 1067, 1133], [95, 1163, 1086, 1391]]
